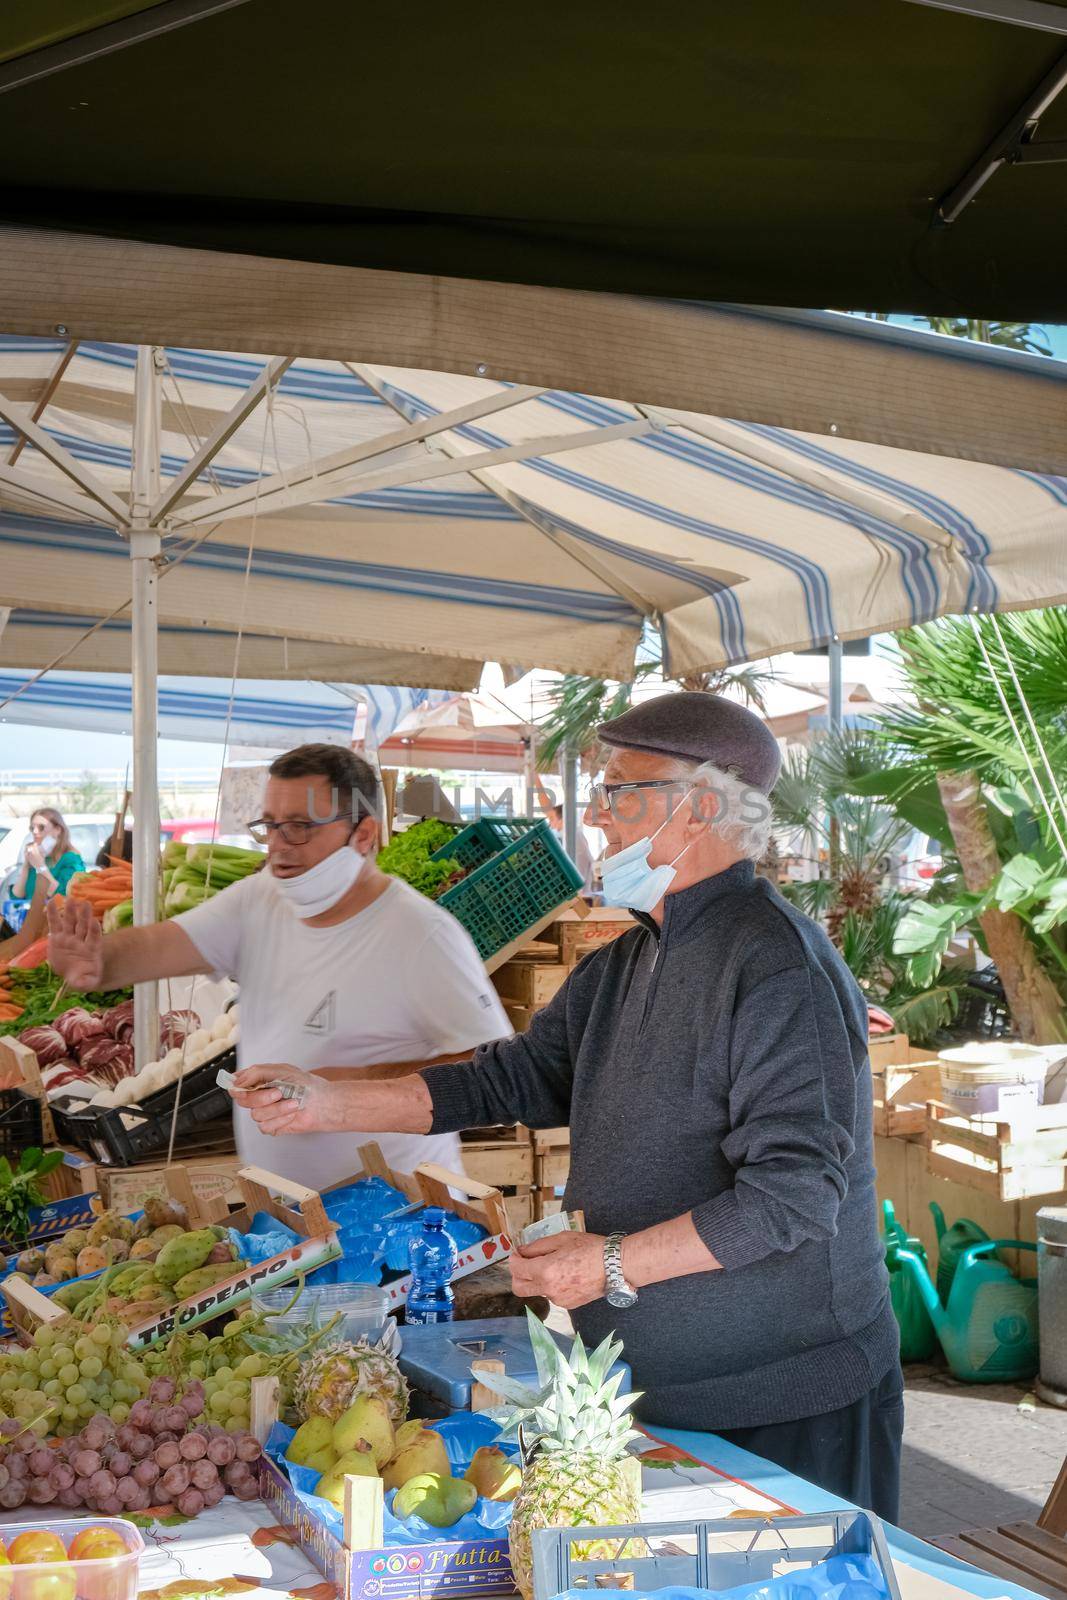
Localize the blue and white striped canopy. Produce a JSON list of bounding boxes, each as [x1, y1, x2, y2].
[[0, 671, 445, 750], [1, 336, 1065, 687]]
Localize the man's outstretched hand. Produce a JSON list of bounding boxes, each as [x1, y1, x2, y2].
[[47, 897, 105, 990], [230, 1063, 338, 1137]]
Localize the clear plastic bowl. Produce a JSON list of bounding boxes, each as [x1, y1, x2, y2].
[[0, 1516, 143, 1600], [253, 1282, 391, 1345]]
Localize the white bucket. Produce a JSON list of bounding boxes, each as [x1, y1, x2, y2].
[[937, 1042, 1048, 1117]]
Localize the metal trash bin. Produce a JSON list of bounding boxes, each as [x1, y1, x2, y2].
[[1036, 1205, 1067, 1408]]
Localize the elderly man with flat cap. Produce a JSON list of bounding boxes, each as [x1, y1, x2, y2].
[[231, 693, 902, 1520]]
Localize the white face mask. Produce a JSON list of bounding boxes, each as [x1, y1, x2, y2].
[[270, 842, 365, 918], [600, 790, 699, 914]]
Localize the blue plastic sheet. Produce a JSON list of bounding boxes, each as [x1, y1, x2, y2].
[[237, 1178, 489, 1286], [554, 1555, 890, 1600], [266, 1412, 517, 1546]]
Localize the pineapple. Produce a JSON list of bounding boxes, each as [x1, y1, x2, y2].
[[294, 1336, 409, 1426], [475, 1312, 643, 1600]]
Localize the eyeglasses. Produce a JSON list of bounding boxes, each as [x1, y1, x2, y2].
[[589, 779, 689, 815], [246, 815, 354, 845]]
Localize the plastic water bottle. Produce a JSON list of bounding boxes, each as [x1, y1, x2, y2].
[[405, 1207, 457, 1324]]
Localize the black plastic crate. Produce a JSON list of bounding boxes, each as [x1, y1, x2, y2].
[[0, 1091, 43, 1163], [52, 1047, 236, 1166]]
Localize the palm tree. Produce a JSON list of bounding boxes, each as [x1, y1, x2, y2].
[[856, 313, 1052, 357], [773, 730, 970, 1040], [873, 611, 1067, 1044], [536, 661, 775, 769]]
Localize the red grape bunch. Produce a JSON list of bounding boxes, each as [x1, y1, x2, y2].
[[0, 1376, 261, 1516]]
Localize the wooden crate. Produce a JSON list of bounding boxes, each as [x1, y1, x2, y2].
[[492, 958, 569, 1008], [551, 906, 634, 967], [875, 1134, 1053, 1278], [927, 1098, 1067, 1201], [354, 1140, 511, 1237], [504, 1002, 535, 1034], [533, 1126, 571, 1218], [868, 1032, 911, 1071], [503, 1190, 534, 1233], [872, 1059, 942, 1137], [459, 1137, 534, 1190], [83, 1153, 245, 1215]]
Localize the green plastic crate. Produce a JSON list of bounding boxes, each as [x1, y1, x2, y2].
[[435, 818, 584, 961], [431, 815, 537, 872]]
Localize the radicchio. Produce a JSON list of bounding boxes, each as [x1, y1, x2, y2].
[[79, 1037, 135, 1084], [17, 1025, 68, 1067], [159, 1010, 200, 1051], [54, 1009, 108, 1053], [104, 999, 135, 1042]]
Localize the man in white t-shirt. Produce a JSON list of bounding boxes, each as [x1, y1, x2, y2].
[[46, 745, 511, 1189]]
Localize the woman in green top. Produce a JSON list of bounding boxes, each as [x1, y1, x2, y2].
[[11, 808, 85, 903]]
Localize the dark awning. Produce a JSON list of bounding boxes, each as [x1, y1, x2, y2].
[[4, 0, 1067, 316]]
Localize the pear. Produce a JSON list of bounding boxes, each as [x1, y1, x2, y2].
[[464, 1445, 521, 1503], [393, 1419, 423, 1453], [394, 1473, 477, 1528], [316, 1443, 379, 1509], [304, 1446, 339, 1475], [286, 1415, 335, 1467], [332, 1394, 395, 1469], [382, 1428, 451, 1492]]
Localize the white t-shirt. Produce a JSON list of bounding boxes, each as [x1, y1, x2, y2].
[[174, 872, 511, 1191]]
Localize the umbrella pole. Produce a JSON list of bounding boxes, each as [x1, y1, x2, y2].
[[562, 747, 580, 861], [130, 347, 162, 1071]]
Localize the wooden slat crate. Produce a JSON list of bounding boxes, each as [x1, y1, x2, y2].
[[533, 1126, 571, 1219], [459, 1137, 534, 1190], [872, 1059, 941, 1137], [927, 1098, 1067, 1201], [82, 1153, 245, 1215], [504, 1002, 535, 1034], [867, 1032, 911, 1071], [551, 906, 634, 967], [492, 958, 570, 1008]]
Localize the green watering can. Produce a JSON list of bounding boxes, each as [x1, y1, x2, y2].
[[896, 1237, 1039, 1383], [929, 1201, 991, 1304], [882, 1201, 938, 1362]]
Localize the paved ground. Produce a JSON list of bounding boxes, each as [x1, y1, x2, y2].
[[900, 1364, 1067, 1540]]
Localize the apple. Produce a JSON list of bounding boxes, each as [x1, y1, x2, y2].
[[68, 1531, 130, 1600], [9, 1532, 75, 1600], [65, 1535, 127, 1564], [0, 1543, 12, 1600]]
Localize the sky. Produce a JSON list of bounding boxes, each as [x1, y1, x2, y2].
[[2, 316, 1064, 778]]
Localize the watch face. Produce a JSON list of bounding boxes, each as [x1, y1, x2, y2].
[[607, 1287, 638, 1309]]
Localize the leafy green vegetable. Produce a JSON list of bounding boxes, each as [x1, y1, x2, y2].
[[377, 820, 466, 898], [0, 965, 132, 1037], [0, 1145, 66, 1243]]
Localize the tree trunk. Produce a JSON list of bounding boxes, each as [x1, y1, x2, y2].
[[937, 770, 1066, 1044]]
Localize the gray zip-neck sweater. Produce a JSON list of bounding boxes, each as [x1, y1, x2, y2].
[[421, 860, 898, 1432]]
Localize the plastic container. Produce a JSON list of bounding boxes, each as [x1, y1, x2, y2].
[[52, 1048, 236, 1164], [406, 1207, 457, 1324], [0, 1089, 44, 1162], [0, 1517, 143, 1600], [434, 819, 584, 961], [938, 1042, 1048, 1117], [398, 1315, 632, 1410], [254, 1281, 391, 1344]]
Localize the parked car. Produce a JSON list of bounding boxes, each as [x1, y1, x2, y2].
[[160, 817, 219, 846]]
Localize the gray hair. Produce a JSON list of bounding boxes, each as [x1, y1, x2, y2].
[[663, 757, 774, 863]]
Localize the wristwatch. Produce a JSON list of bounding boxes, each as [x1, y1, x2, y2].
[[603, 1234, 638, 1309]]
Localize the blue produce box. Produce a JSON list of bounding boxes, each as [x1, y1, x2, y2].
[[397, 1316, 632, 1411]]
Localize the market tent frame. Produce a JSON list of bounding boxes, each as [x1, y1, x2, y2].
[[2, 329, 1066, 1063]]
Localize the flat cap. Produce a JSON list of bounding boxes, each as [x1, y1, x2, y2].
[[598, 690, 781, 794]]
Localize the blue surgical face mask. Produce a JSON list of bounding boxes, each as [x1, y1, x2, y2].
[[600, 790, 698, 913]]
